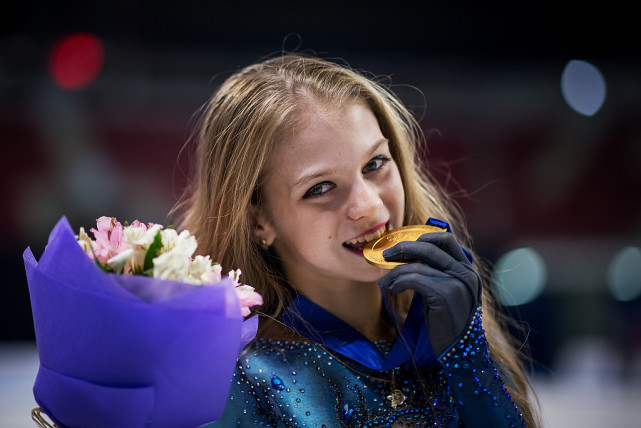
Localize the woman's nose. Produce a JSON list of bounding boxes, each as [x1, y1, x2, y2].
[[346, 181, 383, 220]]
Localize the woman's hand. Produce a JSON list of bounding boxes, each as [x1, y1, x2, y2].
[[378, 231, 481, 358]]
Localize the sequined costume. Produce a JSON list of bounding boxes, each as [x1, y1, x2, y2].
[[211, 300, 525, 427]]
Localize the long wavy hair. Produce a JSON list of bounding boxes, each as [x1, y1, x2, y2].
[[173, 53, 539, 426]]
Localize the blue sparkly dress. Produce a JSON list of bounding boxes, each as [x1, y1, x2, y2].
[[211, 294, 525, 427]]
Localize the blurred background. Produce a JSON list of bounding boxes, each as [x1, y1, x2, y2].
[[1, 2, 640, 426]]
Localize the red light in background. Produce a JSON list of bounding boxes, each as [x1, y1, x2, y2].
[[49, 33, 105, 90]]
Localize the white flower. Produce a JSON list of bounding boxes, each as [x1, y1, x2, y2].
[[123, 223, 148, 247], [121, 222, 159, 274], [212, 265, 223, 284], [133, 224, 164, 246], [153, 249, 190, 281], [175, 231, 198, 256], [152, 231, 198, 281], [107, 248, 134, 273], [159, 228, 180, 253], [77, 227, 96, 259], [187, 255, 222, 284], [228, 269, 242, 286]]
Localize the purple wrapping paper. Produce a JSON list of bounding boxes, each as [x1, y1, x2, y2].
[[24, 216, 258, 428]]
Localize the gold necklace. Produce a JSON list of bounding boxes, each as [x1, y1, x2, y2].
[[319, 345, 407, 408]]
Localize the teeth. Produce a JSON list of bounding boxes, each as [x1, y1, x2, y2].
[[345, 225, 386, 246]]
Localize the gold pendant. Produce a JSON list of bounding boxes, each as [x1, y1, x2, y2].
[[387, 389, 406, 408]]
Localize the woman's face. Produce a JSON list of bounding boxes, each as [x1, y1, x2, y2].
[[256, 100, 405, 290]]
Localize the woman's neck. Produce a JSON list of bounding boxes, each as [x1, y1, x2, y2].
[[297, 281, 396, 342]]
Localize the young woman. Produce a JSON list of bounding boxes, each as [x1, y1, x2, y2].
[[175, 54, 539, 427]]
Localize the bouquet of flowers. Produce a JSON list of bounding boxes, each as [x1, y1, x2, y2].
[[24, 216, 262, 428]]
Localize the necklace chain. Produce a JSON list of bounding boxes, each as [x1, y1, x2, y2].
[[319, 345, 394, 383], [319, 345, 407, 408]]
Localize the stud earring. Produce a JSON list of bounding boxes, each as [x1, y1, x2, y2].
[[260, 239, 269, 251]]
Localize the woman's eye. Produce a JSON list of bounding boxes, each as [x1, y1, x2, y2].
[[303, 181, 334, 198], [363, 155, 391, 173]]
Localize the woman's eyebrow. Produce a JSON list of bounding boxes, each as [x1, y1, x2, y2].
[[367, 138, 390, 156], [291, 138, 389, 190], [292, 168, 337, 189]]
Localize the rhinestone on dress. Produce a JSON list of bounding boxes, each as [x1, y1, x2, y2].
[[270, 374, 285, 390]]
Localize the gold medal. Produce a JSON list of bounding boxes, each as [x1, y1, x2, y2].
[[363, 224, 447, 269]]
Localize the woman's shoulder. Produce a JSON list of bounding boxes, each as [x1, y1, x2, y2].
[[238, 319, 319, 372], [240, 332, 318, 369]]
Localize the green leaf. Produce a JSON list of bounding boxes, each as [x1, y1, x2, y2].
[[95, 259, 114, 273], [143, 230, 163, 272]]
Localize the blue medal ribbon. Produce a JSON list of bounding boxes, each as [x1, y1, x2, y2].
[[280, 290, 438, 370]]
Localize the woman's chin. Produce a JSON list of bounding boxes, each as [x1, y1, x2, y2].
[[355, 261, 389, 283]]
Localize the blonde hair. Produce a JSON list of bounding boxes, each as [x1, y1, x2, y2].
[[173, 54, 539, 426]]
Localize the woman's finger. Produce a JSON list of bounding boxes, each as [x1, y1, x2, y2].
[[378, 262, 449, 290], [382, 239, 460, 271]]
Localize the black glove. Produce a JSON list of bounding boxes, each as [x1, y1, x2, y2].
[[378, 227, 481, 358]]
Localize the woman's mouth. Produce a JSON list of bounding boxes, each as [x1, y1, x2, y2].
[[342, 224, 387, 253]]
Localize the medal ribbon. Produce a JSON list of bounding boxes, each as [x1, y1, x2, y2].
[[280, 290, 437, 370]]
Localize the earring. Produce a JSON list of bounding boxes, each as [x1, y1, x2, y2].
[[260, 239, 269, 251]]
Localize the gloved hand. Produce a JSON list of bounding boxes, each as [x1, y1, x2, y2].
[[378, 223, 481, 358]]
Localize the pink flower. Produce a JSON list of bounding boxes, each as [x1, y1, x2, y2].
[[91, 216, 126, 265], [235, 285, 263, 317]]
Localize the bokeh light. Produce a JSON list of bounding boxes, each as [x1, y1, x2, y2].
[[48, 33, 105, 90], [561, 59, 607, 116], [492, 248, 547, 306], [606, 246, 641, 302]]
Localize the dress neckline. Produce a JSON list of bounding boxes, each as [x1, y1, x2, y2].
[[279, 291, 438, 371]]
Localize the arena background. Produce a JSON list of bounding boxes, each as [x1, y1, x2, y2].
[[2, 2, 640, 426]]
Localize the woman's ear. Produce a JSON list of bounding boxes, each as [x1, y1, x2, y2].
[[249, 204, 277, 246]]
